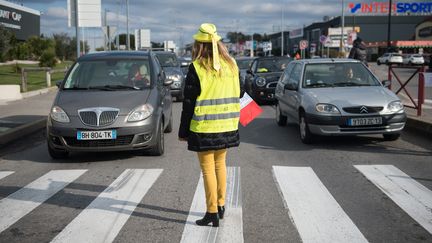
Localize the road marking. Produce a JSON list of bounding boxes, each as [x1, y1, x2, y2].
[[181, 167, 243, 243], [273, 166, 368, 243], [0, 171, 14, 180], [0, 169, 87, 233], [51, 169, 163, 243], [355, 165, 432, 234]]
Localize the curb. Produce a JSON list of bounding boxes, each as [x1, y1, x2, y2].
[[0, 118, 46, 146], [22, 86, 57, 99], [405, 116, 432, 138]]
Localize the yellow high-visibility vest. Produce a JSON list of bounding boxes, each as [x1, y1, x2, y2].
[[190, 58, 240, 133]]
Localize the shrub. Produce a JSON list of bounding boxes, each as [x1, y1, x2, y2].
[[39, 48, 57, 67]]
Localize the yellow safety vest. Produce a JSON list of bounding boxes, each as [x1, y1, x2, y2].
[[190, 59, 240, 133]]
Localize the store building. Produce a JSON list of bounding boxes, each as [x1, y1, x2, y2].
[[0, 0, 40, 41]]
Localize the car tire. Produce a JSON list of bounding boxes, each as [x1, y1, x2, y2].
[[276, 103, 287, 126], [164, 113, 173, 133], [299, 112, 313, 144], [48, 143, 69, 159], [149, 120, 164, 156], [383, 133, 400, 141], [377, 60, 381, 65]]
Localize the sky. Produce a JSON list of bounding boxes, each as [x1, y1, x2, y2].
[[8, 0, 431, 50]]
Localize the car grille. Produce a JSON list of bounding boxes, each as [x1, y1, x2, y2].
[[78, 108, 119, 127], [63, 135, 134, 147], [266, 82, 278, 88], [342, 106, 383, 114]]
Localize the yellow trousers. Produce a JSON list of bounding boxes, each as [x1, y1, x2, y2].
[[197, 149, 227, 213]]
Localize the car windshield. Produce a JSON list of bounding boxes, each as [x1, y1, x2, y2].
[[236, 59, 253, 69], [63, 59, 151, 90], [157, 54, 179, 67], [256, 58, 291, 73], [303, 63, 381, 88]]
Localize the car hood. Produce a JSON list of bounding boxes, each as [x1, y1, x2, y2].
[[56, 90, 151, 116], [162, 67, 183, 76], [304, 86, 399, 107], [257, 72, 283, 82]]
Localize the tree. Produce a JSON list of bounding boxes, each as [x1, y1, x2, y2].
[[53, 33, 71, 61], [27, 36, 55, 59], [117, 34, 135, 50], [0, 25, 13, 62], [39, 48, 56, 67]]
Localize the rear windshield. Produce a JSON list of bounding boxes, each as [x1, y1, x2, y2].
[[236, 59, 253, 69], [412, 54, 422, 57], [156, 54, 179, 67], [63, 59, 151, 90], [392, 54, 402, 57], [303, 63, 381, 88], [256, 58, 292, 73]]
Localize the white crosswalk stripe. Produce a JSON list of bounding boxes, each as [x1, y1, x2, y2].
[[355, 164, 432, 234], [273, 166, 368, 243], [0, 171, 14, 181], [50, 168, 163, 243], [181, 167, 243, 243], [0, 169, 87, 233]]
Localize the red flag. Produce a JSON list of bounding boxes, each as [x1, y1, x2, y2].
[[239, 93, 262, 127]]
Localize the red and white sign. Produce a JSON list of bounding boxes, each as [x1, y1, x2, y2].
[[239, 93, 262, 127], [300, 40, 308, 50]]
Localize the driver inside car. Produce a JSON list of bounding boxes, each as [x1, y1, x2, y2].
[[128, 64, 151, 87]]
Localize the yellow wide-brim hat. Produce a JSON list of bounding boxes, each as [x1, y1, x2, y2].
[[193, 23, 222, 70]]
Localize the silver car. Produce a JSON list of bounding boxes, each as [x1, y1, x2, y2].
[[47, 51, 173, 158], [275, 59, 406, 144]]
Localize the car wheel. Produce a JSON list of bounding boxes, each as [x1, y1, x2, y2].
[[299, 112, 313, 144], [383, 133, 400, 141], [276, 103, 287, 126], [377, 60, 381, 65], [149, 120, 164, 156], [164, 113, 173, 133], [48, 143, 69, 159]]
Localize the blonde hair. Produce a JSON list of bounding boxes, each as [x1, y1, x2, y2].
[[192, 41, 237, 73]]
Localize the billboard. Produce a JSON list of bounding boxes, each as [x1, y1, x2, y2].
[[289, 28, 304, 39], [348, 1, 432, 15], [0, 0, 40, 41], [68, 0, 101, 27]]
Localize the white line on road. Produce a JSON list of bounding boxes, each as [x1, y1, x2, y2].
[[0, 169, 87, 233], [0, 171, 14, 181], [50, 169, 163, 243], [355, 165, 432, 234], [181, 167, 243, 243], [273, 166, 368, 243]]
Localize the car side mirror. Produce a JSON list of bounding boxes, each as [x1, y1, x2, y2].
[[56, 80, 62, 88], [246, 69, 253, 75], [381, 80, 391, 88], [284, 83, 298, 90]]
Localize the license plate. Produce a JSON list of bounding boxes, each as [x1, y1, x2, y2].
[[77, 130, 117, 140], [347, 117, 382, 126]]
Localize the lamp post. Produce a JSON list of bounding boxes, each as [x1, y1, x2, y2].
[[281, 0, 284, 56], [340, 0, 345, 56], [387, 0, 393, 51], [126, 0, 130, 50]]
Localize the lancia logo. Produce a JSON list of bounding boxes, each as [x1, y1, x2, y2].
[[360, 106, 368, 113]]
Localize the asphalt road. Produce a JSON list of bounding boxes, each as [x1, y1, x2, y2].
[[0, 102, 431, 243]]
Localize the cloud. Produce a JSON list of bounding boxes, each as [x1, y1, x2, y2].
[[44, 7, 68, 18]]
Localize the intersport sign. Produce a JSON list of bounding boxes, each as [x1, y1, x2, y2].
[[349, 1, 432, 14]]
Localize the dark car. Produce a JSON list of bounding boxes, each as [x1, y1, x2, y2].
[[47, 51, 173, 158], [235, 57, 255, 87], [244, 56, 292, 104], [179, 56, 192, 79], [155, 52, 185, 101]]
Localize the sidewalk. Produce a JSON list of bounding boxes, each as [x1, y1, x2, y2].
[[0, 86, 431, 146]]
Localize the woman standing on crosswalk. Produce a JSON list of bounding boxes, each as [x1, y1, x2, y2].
[[178, 23, 241, 227]]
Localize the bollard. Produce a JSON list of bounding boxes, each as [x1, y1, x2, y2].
[[46, 69, 51, 87]]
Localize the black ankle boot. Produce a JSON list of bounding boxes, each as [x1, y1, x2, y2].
[[196, 212, 219, 227], [218, 206, 225, 219]]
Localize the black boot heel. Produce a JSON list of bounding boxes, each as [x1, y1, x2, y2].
[[196, 212, 219, 227], [218, 206, 225, 219]]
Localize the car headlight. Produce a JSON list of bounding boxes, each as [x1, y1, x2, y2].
[[387, 101, 404, 112], [127, 104, 154, 122], [316, 103, 340, 114], [50, 106, 70, 123], [168, 74, 181, 82], [255, 77, 266, 87]]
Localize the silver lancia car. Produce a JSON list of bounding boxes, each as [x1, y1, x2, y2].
[[275, 59, 406, 144], [47, 51, 173, 158]]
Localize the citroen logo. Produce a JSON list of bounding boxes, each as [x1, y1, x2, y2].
[[360, 106, 368, 113]]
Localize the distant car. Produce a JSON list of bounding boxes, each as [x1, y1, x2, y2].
[[377, 53, 403, 65], [47, 51, 173, 158], [403, 54, 425, 65], [235, 57, 255, 88], [155, 52, 185, 101], [178, 56, 192, 79], [244, 56, 292, 104], [275, 58, 406, 144]]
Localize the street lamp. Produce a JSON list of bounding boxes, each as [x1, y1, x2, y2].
[[281, 0, 284, 56], [340, 0, 345, 56], [387, 0, 393, 51], [126, 0, 130, 51]]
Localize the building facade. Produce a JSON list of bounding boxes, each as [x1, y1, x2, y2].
[[0, 0, 40, 41]]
